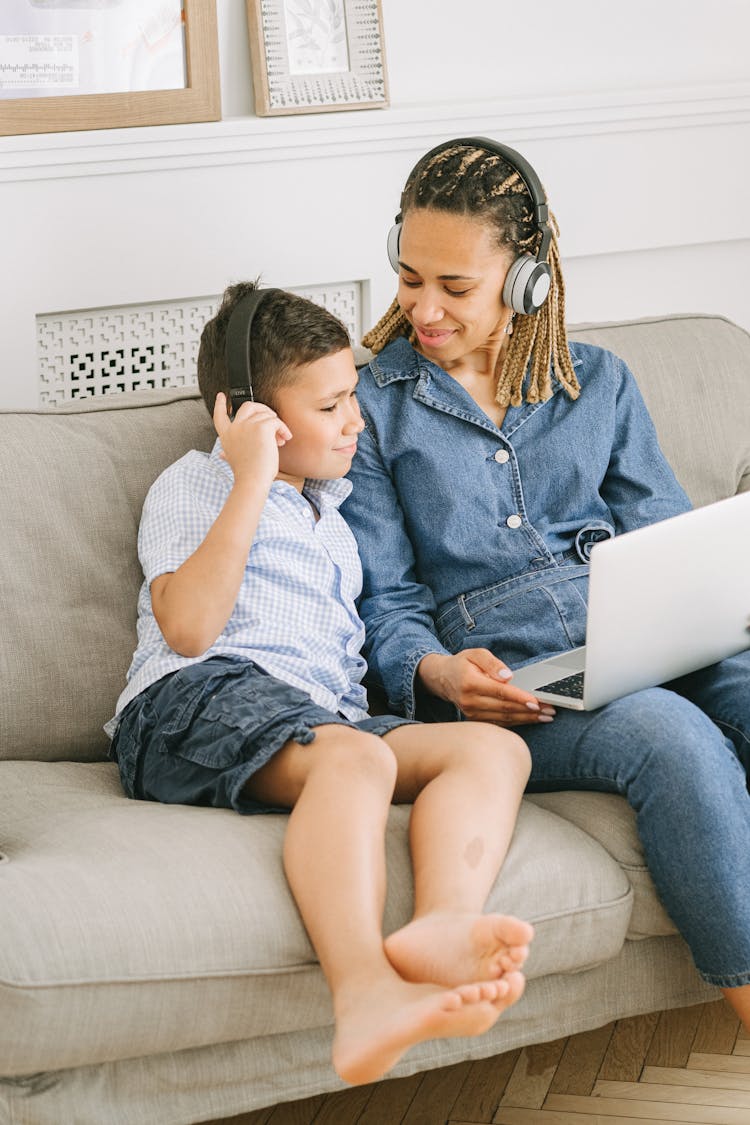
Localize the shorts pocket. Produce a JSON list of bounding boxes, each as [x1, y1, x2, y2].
[[158, 664, 253, 769]]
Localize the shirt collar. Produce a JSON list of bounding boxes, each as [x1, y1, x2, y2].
[[302, 476, 352, 509], [208, 438, 352, 508], [367, 334, 584, 390]]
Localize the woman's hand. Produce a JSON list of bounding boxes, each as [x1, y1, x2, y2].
[[418, 649, 555, 727]]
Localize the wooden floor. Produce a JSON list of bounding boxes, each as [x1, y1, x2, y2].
[[212, 1000, 750, 1125]]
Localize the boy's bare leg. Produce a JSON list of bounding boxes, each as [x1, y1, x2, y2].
[[383, 722, 534, 988], [244, 724, 524, 1086]]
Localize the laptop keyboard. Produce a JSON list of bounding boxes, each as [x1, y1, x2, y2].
[[537, 671, 585, 699]]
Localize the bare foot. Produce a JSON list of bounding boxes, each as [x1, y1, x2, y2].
[[384, 912, 534, 988], [332, 972, 525, 1086]]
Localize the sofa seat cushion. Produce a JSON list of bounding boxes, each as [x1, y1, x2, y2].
[[525, 791, 676, 938], [1, 761, 632, 1075]]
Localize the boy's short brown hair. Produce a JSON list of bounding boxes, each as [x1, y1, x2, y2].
[[197, 281, 351, 415]]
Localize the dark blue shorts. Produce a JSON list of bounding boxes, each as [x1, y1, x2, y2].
[[109, 656, 415, 815]]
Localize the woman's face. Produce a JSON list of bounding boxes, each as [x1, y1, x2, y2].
[[396, 207, 514, 366]]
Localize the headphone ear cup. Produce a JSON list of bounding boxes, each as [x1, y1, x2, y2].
[[503, 255, 552, 315], [387, 221, 402, 273]]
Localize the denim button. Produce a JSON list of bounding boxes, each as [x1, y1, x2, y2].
[[494, 449, 510, 464], [506, 514, 522, 529]]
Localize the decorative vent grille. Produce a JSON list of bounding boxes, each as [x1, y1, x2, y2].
[[36, 283, 362, 405]]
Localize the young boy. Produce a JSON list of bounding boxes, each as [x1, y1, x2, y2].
[[108, 282, 534, 1086]]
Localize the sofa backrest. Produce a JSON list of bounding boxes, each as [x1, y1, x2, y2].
[[567, 314, 750, 509], [0, 391, 214, 763], [1, 314, 748, 764]]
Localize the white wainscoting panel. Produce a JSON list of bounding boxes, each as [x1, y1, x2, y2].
[[36, 283, 362, 405]]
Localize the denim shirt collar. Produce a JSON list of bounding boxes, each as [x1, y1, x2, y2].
[[368, 336, 584, 438]]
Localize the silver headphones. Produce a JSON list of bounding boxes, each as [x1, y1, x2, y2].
[[387, 137, 553, 316]]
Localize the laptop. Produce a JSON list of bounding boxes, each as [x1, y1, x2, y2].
[[510, 490, 750, 710]]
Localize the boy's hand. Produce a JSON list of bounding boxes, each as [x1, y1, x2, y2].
[[213, 392, 292, 486]]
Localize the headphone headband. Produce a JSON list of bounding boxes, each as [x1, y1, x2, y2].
[[225, 287, 279, 413], [388, 137, 553, 315], [402, 136, 551, 263]]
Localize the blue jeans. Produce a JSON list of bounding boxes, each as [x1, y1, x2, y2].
[[522, 650, 750, 987]]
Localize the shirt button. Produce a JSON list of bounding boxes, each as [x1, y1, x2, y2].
[[494, 449, 510, 464], [506, 514, 523, 529]]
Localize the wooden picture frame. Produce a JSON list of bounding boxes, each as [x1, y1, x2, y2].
[[0, 0, 221, 138], [246, 0, 388, 117]]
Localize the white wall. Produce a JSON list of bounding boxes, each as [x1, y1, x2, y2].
[[1, 0, 749, 407]]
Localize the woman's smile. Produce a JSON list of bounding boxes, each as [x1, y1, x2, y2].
[[414, 325, 456, 348]]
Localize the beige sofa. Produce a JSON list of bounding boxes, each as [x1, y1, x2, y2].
[[2, 314, 749, 1125]]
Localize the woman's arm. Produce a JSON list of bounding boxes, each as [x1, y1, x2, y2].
[[344, 423, 548, 725], [601, 358, 692, 531]]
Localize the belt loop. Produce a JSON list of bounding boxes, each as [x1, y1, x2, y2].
[[457, 594, 476, 630]]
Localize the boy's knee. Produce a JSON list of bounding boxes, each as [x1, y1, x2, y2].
[[312, 725, 398, 788], [462, 723, 531, 782]]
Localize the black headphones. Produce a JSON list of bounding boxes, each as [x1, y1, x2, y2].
[[225, 287, 280, 415], [387, 137, 553, 316]]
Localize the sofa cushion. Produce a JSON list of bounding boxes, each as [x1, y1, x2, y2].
[[0, 761, 633, 1075], [0, 391, 213, 763], [525, 791, 676, 939]]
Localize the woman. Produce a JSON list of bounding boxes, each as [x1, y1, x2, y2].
[[342, 136, 750, 1026]]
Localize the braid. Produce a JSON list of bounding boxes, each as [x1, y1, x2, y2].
[[364, 142, 580, 405], [362, 297, 412, 352]]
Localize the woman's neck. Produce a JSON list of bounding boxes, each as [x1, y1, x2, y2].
[[436, 335, 511, 429]]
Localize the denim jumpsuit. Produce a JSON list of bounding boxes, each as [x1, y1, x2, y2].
[[343, 335, 750, 987]]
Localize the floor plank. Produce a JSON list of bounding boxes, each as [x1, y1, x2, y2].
[[641, 1065, 750, 1092], [401, 1062, 473, 1125], [644, 1004, 703, 1068], [448, 1050, 520, 1122], [597, 1011, 660, 1083], [497, 1039, 567, 1110], [688, 1053, 750, 1074], [692, 1000, 741, 1056], [353, 1072, 422, 1124], [548, 1091, 750, 1121], [595, 1078, 750, 1108], [309, 1084, 373, 1123], [547, 1024, 615, 1098], [495, 1109, 679, 1125]]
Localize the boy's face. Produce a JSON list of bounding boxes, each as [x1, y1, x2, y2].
[[273, 348, 364, 487]]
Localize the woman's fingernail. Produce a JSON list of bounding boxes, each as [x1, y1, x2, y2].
[[526, 701, 540, 711], [541, 706, 556, 716], [496, 669, 513, 680], [537, 715, 555, 723]]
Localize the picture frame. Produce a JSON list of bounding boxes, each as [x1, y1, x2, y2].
[[0, 0, 221, 138], [246, 0, 388, 117]]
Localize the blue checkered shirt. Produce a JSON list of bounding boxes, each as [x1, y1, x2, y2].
[[107, 439, 369, 731]]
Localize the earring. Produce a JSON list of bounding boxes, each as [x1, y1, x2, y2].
[[504, 313, 516, 336]]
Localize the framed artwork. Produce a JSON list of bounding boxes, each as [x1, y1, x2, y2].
[[0, 0, 221, 137], [246, 0, 388, 116]]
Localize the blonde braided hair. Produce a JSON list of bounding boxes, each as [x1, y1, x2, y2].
[[363, 142, 580, 407]]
